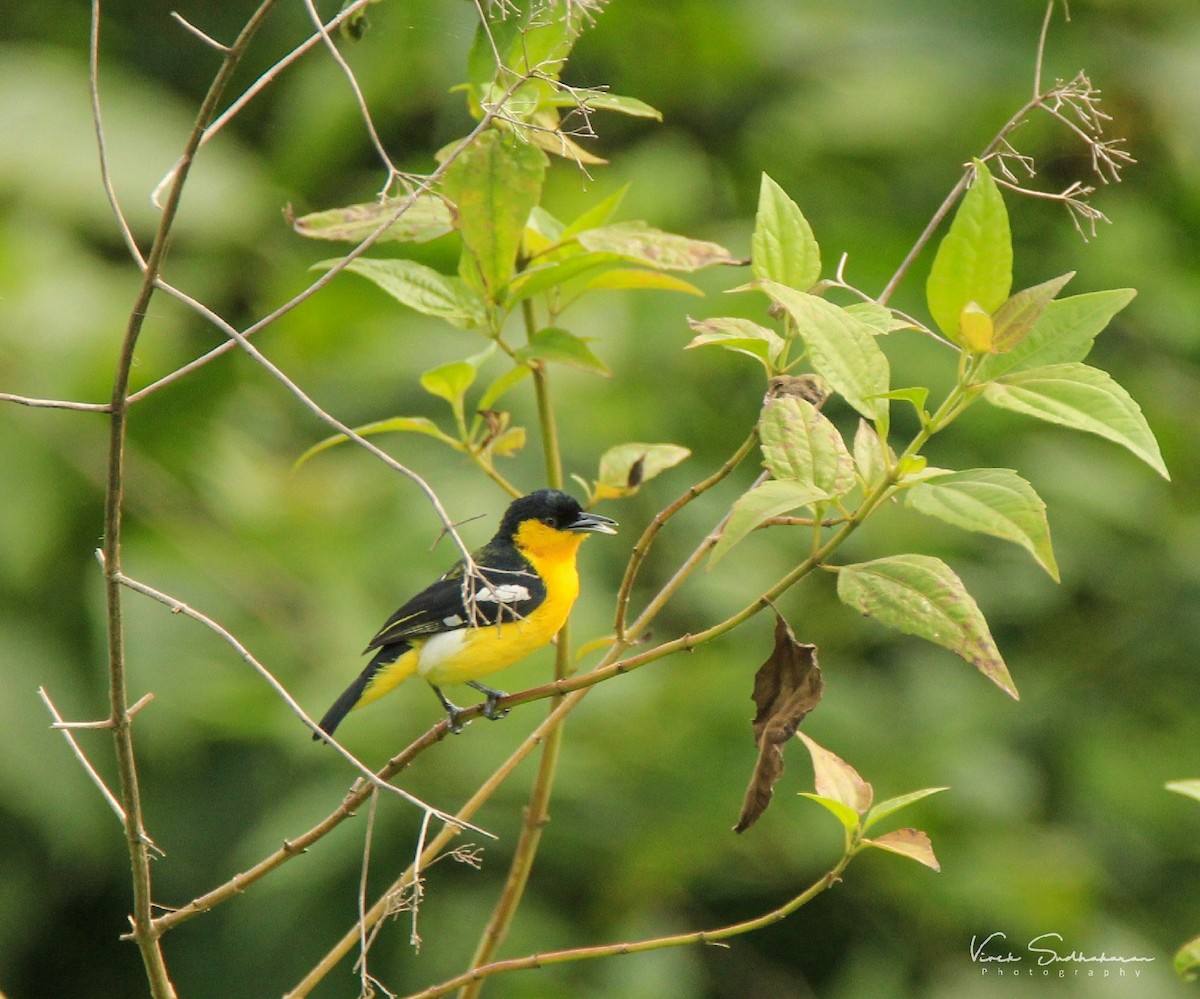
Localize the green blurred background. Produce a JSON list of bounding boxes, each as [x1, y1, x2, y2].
[[2, 1, 1198, 996]]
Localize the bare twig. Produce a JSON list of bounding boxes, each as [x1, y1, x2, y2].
[[90, 5, 144, 269], [615, 430, 758, 640], [879, 1, 1126, 302], [0, 392, 109, 412], [107, 561, 491, 836], [404, 848, 856, 999], [300, 0, 403, 195], [152, 277, 476, 568], [170, 12, 232, 54], [128, 95, 506, 410], [152, 0, 383, 206], [94, 1, 283, 993], [38, 687, 130, 829]]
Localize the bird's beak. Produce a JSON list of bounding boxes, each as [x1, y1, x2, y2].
[[568, 510, 618, 535]]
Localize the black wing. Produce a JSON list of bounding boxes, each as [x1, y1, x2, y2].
[[364, 559, 546, 652]]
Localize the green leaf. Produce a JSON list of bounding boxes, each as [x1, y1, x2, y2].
[[752, 173, 821, 291], [505, 251, 619, 304], [853, 419, 889, 490], [440, 129, 548, 301], [292, 194, 452, 244], [476, 365, 532, 412], [710, 480, 832, 566], [1176, 935, 1200, 983], [904, 468, 1059, 580], [759, 396, 855, 496], [759, 281, 891, 421], [318, 257, 484, 329], [523, 204, 565, 255], [420, 360, 477, 406], [926, 159, 1013, 342], [990, 272, 1075, 354], [685, 316, 784, 371], [486, 426, 526, 457], [799, 793, 862, 834], [293, 416, 458, 470], [596, 442, 690, 496], [837, 554, 1018, 698], [576, 221, 740, 271], [845, 301, 909, 335], [873, 386, 930, 420], [579, 269, 703, 296], [864, 828, 941, 871], [1166, 780, 1200, 804], [797, 732, 873, 815], [562, 184, 630, 238], [977, 289, 1137, 379], [983, 363, 1169, 479], [541, 89, 662, 120], [515, 327, 611, 376], [864, 787, 950, 832]]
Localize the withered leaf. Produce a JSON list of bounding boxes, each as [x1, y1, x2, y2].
[[864, 827, 942, 871], [734, 614, 823, 833]]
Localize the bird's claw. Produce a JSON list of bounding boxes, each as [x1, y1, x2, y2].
[[468, 681, 509, 721], [481, 694, 510, 721]]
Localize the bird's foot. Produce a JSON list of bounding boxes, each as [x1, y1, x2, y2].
[[468, 681, 510, 721], [432, 686, 468, 734]]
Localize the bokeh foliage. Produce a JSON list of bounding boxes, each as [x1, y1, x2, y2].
[[2, 1, 1199, 997]]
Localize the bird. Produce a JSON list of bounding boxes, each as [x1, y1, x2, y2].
[[315, 489, 617, 738]]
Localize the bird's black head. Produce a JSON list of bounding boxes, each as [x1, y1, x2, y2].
[[498, 489, 617, 540]]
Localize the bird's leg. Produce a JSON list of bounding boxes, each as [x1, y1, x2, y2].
[[467, 680, 510, 721], [431, 685, 467, 733]]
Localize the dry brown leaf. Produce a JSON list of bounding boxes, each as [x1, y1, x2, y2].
[[734, 614, 823, 833]]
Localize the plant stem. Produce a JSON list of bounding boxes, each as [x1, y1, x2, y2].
[[614, 429, 759, 640], [522, 298, 563, 491], [94, 2, 278, 996], [458, 298, 572, 995], [406, 845, 860, 999], [877, 21, 1066, 308]]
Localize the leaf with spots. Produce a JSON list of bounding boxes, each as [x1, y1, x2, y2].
[[836, 554, 1017, 698], [576, 222, 740, 272], [759, 395, 856, 497]]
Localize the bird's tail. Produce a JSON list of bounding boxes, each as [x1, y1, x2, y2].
[[314, 641, 413, 740]]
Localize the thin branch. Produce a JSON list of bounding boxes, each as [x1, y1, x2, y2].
[[152, 0, 382, 206], [404, 847, 857, 999], [285, 707, 564, 998], [90, 4, 144, 269], [356, 789, 383, 997], [128, 101, 503, 408], [1032, 0, 1055, 98], [615, 430, 758, 640], [460, 270, 573, 990], [108, 561, 491, 835], [878, 3, 1079, 304], [50, 692, 154, 729], [0, 392, 109, 412], [38, 686, 131, 829], [95, 1, 282, 994], [170, 11, 232, 54], [301, 0, 402, 195], [150, 724, 449, 935], [153, 276, 477, 570]]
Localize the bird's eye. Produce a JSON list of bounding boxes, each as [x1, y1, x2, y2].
[[541, 515, 557, 527]]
